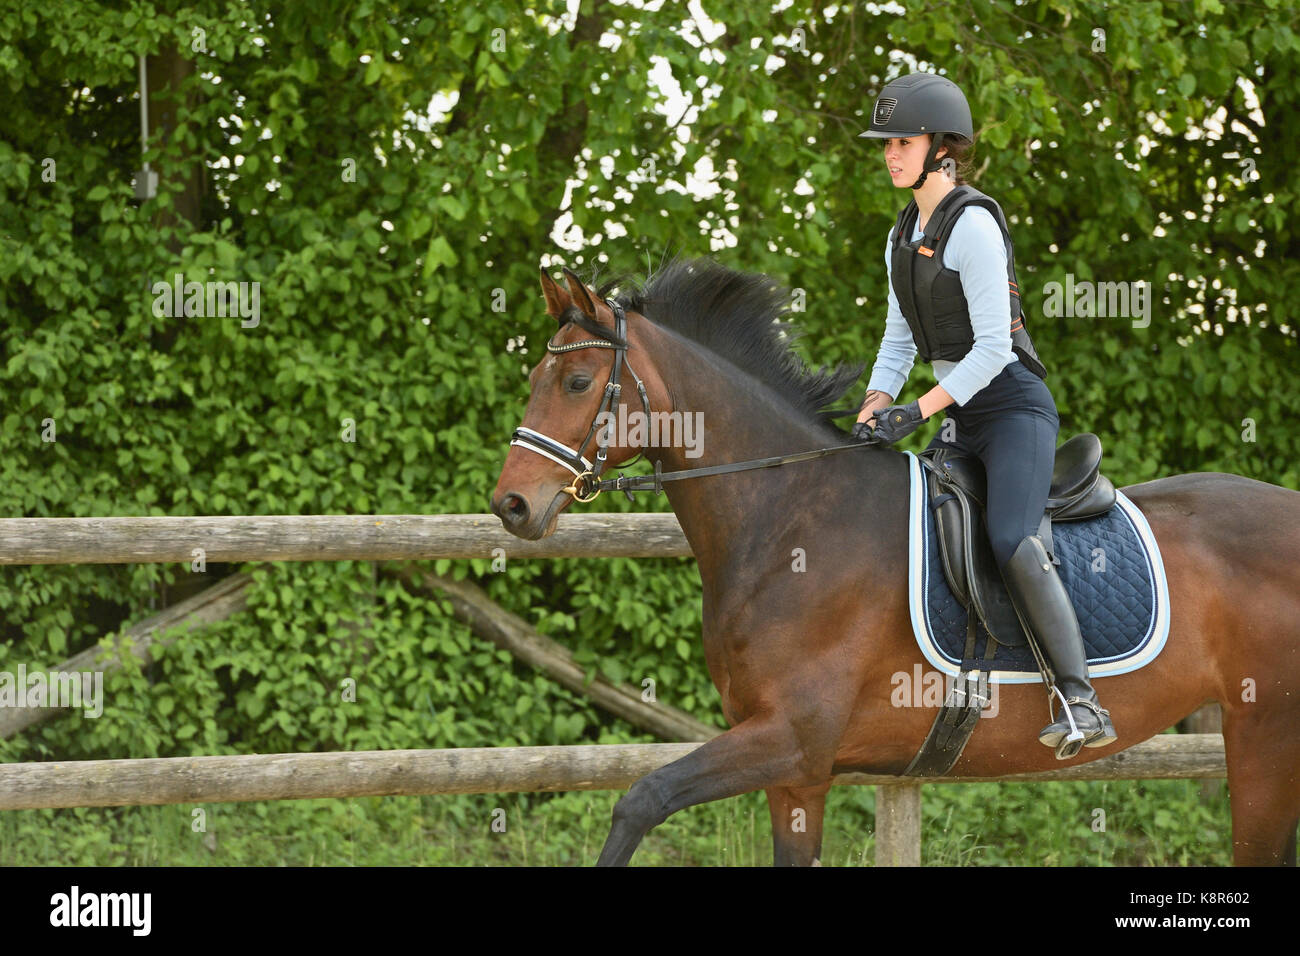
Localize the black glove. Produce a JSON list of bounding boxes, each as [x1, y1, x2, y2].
[[851, 420, 879, 442], [870, 400, 928, 445]]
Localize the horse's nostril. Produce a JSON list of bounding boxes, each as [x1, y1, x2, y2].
[[499, 493, 530, 524]]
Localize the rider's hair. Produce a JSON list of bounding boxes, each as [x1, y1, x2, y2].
[[937, 133, 976, 185]]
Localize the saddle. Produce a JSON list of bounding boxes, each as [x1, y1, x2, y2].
[[920, 433, 1116, 650]]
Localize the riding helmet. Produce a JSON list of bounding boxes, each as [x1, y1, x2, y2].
[[858, 73, 973, 141]]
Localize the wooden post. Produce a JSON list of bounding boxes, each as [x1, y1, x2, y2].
[[1180, 703, 1224, 800], [875, 783, 923, 866]]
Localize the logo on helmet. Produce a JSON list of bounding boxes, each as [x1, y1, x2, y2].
[[874, 97, 897, 126]]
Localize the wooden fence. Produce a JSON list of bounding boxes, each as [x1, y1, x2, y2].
[[0, 513, 1224, 866]]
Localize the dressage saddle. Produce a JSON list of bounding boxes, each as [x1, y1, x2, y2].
[[919, 432, 1117, 650]]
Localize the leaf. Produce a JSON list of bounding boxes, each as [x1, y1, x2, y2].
[[294, 57, 319, 83], [408, 213, 432, 239], [437, 195, 467, 221], [328, 40, 351, 67], [423, 235, 459, 277], [449, 34, 474, 60]]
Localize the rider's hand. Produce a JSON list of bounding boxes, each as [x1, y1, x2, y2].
[[855, 389, 892, 438], [870, 400, 929, 445], [851, 420, 878, 442]]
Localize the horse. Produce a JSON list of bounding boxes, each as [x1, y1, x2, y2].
[[490, 257, 1300, 866]]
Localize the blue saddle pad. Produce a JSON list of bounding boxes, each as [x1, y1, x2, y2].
[[904, 451, 1171, 684]]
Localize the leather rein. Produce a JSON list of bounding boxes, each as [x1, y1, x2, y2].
[[509, 298, 881, 503]]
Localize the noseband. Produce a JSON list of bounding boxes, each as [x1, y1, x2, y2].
[[509, 300, 652, 502]]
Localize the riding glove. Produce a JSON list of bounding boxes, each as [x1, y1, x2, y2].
[[850, 420, 878, 442], [869, 400, 929, 445]]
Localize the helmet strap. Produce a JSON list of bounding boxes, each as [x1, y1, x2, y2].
[[910, 134, 948, 190]]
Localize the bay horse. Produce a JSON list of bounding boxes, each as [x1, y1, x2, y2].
[[490, 257, 1300, 866]]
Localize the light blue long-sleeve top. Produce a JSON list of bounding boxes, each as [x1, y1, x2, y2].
[[866, 203, 1017, 407]]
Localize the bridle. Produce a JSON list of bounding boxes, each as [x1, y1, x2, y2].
[[508, 297, 885, 504], [509, 298, 652, 503]]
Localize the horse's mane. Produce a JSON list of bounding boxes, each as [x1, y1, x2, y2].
[[581, 256, 865, 432]]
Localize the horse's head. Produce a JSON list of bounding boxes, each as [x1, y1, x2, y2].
[[491, 267, 651, 540]]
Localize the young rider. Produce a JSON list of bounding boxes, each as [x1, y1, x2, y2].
[[852, 72, 1117, 759]]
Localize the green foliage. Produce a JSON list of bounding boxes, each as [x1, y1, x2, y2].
[[0, 0, 1293, 863]]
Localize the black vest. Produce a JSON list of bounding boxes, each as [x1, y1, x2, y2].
[[890, 185, 1047, 379]]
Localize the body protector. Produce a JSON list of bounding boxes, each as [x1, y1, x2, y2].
[[890, 184, 1048, 379]]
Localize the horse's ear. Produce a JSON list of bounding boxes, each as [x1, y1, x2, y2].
[[539, 267, 570, 321], [561, 267, 600, 320]]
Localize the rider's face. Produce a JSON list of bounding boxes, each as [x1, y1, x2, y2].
[[882, 135, 943, 186]]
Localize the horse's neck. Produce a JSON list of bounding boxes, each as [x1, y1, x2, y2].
[[637, 324, 863, 572]]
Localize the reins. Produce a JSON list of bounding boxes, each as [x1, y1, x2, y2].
[[591, 437, 881, 500]]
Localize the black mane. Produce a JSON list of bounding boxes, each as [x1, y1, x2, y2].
[[586, 257, 865, 431]]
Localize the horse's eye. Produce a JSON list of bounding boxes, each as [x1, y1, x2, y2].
[[566, 376, 592, 393]]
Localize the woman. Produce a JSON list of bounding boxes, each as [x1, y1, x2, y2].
[[852, 72, 1117, 759]]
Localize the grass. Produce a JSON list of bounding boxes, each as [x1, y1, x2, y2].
[[0, 777, 1238, 866]]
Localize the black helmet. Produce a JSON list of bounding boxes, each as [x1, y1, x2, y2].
[[858, 73, 972, 189], [858, 73, 973, 140]]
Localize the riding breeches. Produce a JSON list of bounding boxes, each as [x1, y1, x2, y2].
[[923, 359, 1060, 570]]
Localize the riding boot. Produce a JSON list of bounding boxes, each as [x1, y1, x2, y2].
[[1000, 534, 1118, 759]]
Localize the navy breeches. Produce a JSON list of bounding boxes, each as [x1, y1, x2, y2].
[[925, 360, 1060, 570]]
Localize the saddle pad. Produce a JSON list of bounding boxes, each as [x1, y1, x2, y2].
[[904, 450, 1171, 683]]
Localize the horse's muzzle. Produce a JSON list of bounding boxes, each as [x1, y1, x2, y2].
[[491, 488, 566, 540]]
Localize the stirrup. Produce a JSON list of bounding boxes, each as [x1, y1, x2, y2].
[[1039, 690, 1115, 759], [1044, 686, 1087, 759]]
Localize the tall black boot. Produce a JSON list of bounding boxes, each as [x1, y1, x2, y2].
[[1001, 534, 1118, 759]]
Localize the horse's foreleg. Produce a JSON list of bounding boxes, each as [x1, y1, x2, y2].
[[766, 783, 831, 866], [595, 718, 826, 866]]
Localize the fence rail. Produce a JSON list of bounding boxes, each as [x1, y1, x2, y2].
[[0, 735, 1225, 813], [0, 513, 690, 565]]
